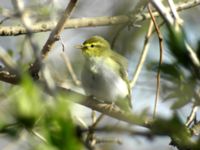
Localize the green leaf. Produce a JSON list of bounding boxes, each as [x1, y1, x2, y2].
[[167, 27, 190, 68], [152, 115, 192, 147], [159, 63, 183, 80], [42, 96, 82, 150], [11, 74, 44, 128]]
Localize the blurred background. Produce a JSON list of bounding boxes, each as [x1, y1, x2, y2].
[[0, 0, 200, 150]]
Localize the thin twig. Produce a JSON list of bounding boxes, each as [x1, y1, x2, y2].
[[0, 48, 16, 69], [60, 39, 81, 86], [151, 0, 200, 74], [96, 138, 122, 144], [185, 43, 200, 68], [31, 130, 47, 143], [91, 110, 96, 124], [0, 17, 10, 25], [148, 4, 163, 119], [150, 0, 174, 25], [85, 113, 104, 149], [74, 116, 88, 129], [150, 0, 200, 69], [167, 0, 183, 25], [85, 127, 96, 150], [130, 20, 154, 88], [186, 106, 198, 127], [91, 114, 104, 128]]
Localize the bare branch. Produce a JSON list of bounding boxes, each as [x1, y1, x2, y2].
[[31, 130, 47, 143], [54, 86, 152, 127], [60, 39, 81, 86], [0, 48, 16, 69], [186, 106, 199, 127], [130, 21, 154, 88], [29, 0, 78, 79], [0, 68, 20, 84], [150, 0, 200, 72], [167, 0, 183, 25], [150, 0, 174, 25], [0, 0, 199, 36], [147, 4, 164, 119]]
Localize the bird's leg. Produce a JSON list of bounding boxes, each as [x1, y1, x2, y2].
[[99, 102, 120, 112]]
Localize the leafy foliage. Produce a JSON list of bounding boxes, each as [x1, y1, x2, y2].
[[149, 26, 200, 109], [152, 115, 191, 145], [0, 74, 82, 150], [40, 96, 81, 150]]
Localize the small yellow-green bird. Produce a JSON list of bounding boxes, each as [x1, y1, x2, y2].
[[77, 36, 132, 110]]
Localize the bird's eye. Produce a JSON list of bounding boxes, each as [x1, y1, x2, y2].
[[91, 44, 94, 48]]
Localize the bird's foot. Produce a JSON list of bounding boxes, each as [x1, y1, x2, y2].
[[99, 102, 120, 112]]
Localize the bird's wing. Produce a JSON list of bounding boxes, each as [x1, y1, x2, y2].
[[110, 51, 128, 69], [110, 51, 132, 109]]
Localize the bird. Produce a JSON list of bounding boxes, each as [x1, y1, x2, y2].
[[77, 36, 132, 111]]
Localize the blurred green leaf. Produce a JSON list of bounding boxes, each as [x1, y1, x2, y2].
[[41, 96, 82, 150], [163, 78, 195, 109], [159, 63, 183, 80], [7, 48, 14, 57], [0, 123, 22, 138], [147, 62, 184, 82], [11, 74, 44, 128], [146, 25, 200, 111], [167, 27, 190, 68], [3, 73, 82, 150], [152, 115, 192, 147]]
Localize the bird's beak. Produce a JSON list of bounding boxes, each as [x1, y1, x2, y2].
[[75, 44, 84, 50]]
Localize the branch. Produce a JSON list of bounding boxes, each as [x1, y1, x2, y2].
[[84, 126, 156, 139], [147, 4, 164, 119], [150, 0, 200, 72], [0, 48, 20, 84], [60, 39, 81, 86], [0, 68, 20, 84], [29, 0, 78, 79], [0, 0, 199, 36], [130, 20, 154, 88], [186, 106, 199, 127], [54, 86, 152, 127], [0, 68, 151, 128]]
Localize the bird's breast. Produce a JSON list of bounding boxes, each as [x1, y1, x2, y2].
[[81, 57, 128, 102]]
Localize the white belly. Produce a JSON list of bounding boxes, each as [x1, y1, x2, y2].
[[81, 57, 128, 102]]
